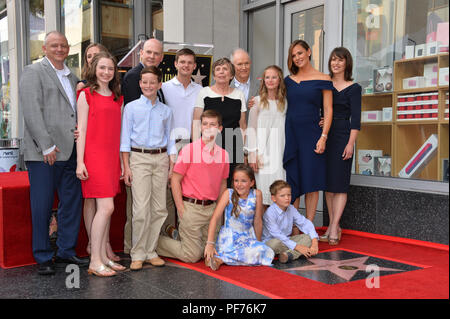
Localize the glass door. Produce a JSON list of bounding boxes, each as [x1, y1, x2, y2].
[[283, 0, 326, 218], [284, 0, 325, 74]]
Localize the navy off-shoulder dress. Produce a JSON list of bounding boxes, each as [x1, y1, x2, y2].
[[283, 78, 334, 201], [326, 83, 361, 193]]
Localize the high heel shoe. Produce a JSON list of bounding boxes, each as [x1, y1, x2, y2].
[[328, 229, 342, 246], [106, 260, 126, 271], [87, 264, 116, 277], [319, 234, 329, 242]]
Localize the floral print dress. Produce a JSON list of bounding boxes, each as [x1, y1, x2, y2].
[[215, 189, 274, 266]]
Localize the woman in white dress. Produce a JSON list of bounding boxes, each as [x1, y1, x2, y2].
[[246, 65, 287, 206]]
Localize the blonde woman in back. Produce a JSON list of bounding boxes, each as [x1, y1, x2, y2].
[[245, 65, 287, 207]]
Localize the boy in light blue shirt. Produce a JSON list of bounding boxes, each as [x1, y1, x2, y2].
[[120, 66, 176, 270], [262, 180, 319, 263]]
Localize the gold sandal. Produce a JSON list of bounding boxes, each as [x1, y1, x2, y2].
[[328, 237, 340, 246], [88, 264, 117, 277], [106, 260, 126, 271]]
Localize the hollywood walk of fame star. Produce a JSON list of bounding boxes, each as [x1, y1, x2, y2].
[[192, 69, 207, 84], [287, 256, 403, 281]]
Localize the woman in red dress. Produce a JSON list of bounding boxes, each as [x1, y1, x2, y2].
[[76, 51, 125, 276]]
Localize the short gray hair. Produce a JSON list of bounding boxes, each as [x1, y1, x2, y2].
[[44, 31, 67, 46], [229, 48, 250, 64]]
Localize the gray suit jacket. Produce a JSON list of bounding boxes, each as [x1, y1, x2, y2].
[[230, 77, 260, 104], [231, 77, 260, 124], [19, 58, 78, 161]]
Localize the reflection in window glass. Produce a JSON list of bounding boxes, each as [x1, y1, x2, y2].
[[343, 0, 395, 89], [396, 0, 449, 60], [28, 0, 45, 63], [100, 0, 134, 62], [291, 6, 324, 72], [61, 0, 94, 78], [248, 5, 276, 88], [0, 10, 10, 138], [152, 1, 163, 35]]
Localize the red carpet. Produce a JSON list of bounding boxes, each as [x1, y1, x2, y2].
[[0, 172, 126, 269], [168, 230, 449, 299]]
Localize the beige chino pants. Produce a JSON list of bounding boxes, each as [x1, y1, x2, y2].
[[130, 151, 169, 261], [157, 201, 219, 263], [265, 234, 312, 260], [161, 139, 191, 234]]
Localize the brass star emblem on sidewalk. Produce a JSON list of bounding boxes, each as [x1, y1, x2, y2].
[[288, 256, 403, 282]]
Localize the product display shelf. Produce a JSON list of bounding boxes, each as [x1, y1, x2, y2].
[[394, 123, 438, 180], [355, 124, 393, 175], [356, 53, 449, 181], [393, 53, 448, 181], [357, 93, 394, 175]]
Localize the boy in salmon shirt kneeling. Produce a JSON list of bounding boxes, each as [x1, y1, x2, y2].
[[157, 110, 229, 263]]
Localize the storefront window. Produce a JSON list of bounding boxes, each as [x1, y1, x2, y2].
[[343, 0, 396, 89], [248, 5, 276, 87], [0, 6, 10, 138], [152, 1, 163, 36], [61, 0, 94, 78], [28, 0, 45, 63], [344, 0, 449, 183], [291, 5, 324, 72], [100, 0, 134, 62]]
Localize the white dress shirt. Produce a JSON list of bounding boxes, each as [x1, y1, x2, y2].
[[232, 77, 251, 101], [162, 76, 202, 140], [43, 57, 76, 155]]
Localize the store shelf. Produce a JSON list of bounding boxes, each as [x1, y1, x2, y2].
[[357, 53, 448, 182], [361, 122, 393, 126], [396, 87, 442, 94], [395, 53, 445, 64], [396, 120, 440, 125]]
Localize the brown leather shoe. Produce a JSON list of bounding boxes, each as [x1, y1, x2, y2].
[[145, 257, 165, 267], [130, 260, 144, 271]]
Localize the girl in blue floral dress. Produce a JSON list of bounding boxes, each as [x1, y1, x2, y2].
[[204, 164, 275, 271]]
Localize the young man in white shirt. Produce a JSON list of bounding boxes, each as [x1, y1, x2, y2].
[[161, 48, 203, 239]]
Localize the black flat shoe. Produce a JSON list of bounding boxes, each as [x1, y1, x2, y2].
[[38, 261, 55, 275], [55, 255, 90, 267]]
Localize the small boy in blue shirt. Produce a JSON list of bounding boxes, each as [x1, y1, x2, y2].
[[262, 180, 319, 263], [121, 66, 176, 271]]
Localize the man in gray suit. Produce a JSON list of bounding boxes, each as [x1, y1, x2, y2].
[[19, 31, 88, 275]]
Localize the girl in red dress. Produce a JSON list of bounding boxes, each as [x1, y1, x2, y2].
[[76, 51, 125, 276], [76, 43, 120, 262]]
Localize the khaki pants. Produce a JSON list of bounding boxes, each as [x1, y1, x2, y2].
[[130, 151, 169, 261], [124, 185, 133, 254], [161, 139, 190, 234], [265, 234, 312, 260], [157, 201, 219, 263]]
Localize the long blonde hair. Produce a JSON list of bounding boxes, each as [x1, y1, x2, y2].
[[258, 65, 286, 112]]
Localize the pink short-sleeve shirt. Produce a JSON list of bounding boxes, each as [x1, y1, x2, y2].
[[174, 139, 229, 201]]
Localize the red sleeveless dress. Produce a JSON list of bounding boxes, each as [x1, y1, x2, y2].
[[78, 88, 123, 198]]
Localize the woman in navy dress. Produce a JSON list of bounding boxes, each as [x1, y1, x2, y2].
[[320, 47, 361, 245], [283, 40, 333, 222]]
